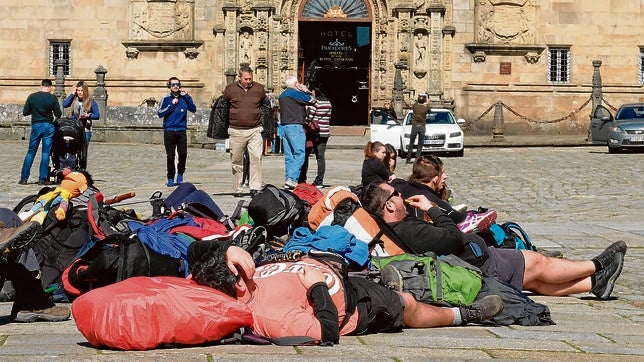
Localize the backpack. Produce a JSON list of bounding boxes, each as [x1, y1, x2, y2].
[[483, 222, 536, 251], [292, 183, 324, 207], [72, 276, 253, 350], [247, 184, 306, 238], [308, 186, 408, 257], [62, 233, 183, 300], [371, 253, 483, 306]]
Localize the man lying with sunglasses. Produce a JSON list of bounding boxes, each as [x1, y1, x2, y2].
[[360, 181, 627, 300]]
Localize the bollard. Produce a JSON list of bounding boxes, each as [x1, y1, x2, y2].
[[93, 65, 108, 122], [492, 101, 505, 140]]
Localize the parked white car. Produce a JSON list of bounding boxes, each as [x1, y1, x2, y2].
[[370, 108, 465, 157]]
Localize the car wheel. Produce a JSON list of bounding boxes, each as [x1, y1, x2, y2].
[[398, 140, 406, 158], [453, 149, 464, 157], [608, 146, 621, 154]]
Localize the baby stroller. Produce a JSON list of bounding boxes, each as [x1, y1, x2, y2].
[[50, 117, 86, 183]]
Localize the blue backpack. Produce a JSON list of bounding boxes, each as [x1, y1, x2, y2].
[[487, 222, 536, 251]]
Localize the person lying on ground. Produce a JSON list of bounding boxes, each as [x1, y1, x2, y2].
[[360, 182, 627, 300], [187, 240, 503, 344], [0, 209, 70, 322]]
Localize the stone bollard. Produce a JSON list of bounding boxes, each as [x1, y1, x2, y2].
[[92, 65, 108, 122], [492, 101, 505, 140]]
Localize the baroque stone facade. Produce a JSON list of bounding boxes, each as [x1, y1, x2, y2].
[[1, 0, 643, 136]]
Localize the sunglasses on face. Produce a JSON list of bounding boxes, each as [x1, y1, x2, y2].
[[386, 190, 400, 202], [170, 82, 181, 87]]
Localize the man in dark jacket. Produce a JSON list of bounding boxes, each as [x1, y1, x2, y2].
[[360, 181, 627, 300], [223, 65, 267, 196], [20, 79, 62, 185]]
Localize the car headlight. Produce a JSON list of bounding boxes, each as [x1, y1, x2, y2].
[[609, 126, 624, 134], [449, 131, 462, 137]]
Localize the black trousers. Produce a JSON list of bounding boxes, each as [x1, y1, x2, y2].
[[163, 131, 188, 179], [407, 124, 426, 161]]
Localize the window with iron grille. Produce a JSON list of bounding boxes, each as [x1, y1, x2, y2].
[[640, 47, 644, 84], [547, 47, 570, 83], [49, 41, 71, 77]]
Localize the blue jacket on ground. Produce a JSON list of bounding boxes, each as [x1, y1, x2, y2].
[[283, 225, 370, 267]]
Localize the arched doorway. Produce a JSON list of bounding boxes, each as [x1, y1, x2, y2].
[[298, 0, 372, 126]]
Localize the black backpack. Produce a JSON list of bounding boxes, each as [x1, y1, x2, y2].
[[248, 184, 306, 238]]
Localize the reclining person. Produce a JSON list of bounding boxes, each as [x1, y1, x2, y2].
[[360, 182, 626, 300], [188, 240, 503, 344]]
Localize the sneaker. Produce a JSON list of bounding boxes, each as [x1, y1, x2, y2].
[[457, 209, 497, 234], [167, 178, 175, 187], [14, 305, 71, 323], [591, 240, 627, 299], [380, 264, 403, 292], [18, 179, 28, 185], [176, 174, 183, 185], [284, 179, 298, 189], [0, 222, 41, 262], [313, 180, 324, 189], [459, 295, 504, 324]]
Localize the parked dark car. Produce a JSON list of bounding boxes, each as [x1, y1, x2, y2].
[[590, 103, 644, 153]]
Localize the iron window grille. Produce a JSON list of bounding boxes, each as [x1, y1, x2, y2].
[[49, 41, 71, 77], [547, 47, 570, 83]]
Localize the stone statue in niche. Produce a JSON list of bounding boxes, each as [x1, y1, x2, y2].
[[414, 33, 427, 67], [240, 31, 253, 65]]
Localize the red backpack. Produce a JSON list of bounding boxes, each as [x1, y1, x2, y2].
[[292, 183, 324, 207]]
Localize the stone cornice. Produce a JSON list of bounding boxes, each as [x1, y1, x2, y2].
[[465, 43, 545, 63]]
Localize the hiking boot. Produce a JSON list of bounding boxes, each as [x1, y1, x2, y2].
[[14, 305, 71, 323], [18, 179, 28, 185], [167, 178, 175, 187], [459, 295, 504, 324], [176, 174, 183, 185], [380, 264, 403, 292], [457, 209, 497, 234], [0, 222, 41, 262], [591, 240, 627, 299], [284, 179, 298, 189]]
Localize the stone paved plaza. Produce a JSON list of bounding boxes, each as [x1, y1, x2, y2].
[[0, 140, 642, 360]]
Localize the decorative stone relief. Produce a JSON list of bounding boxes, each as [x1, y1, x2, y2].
[[476, 0, 535, 45], [239, 30, 254, 65], [130, 0, 194, 40]]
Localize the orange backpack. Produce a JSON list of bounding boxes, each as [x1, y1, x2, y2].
[[307, 186, 407, 257]]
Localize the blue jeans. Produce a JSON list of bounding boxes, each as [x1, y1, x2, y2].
[[281, 124, 306, 182], [21, 122, 55, 182]]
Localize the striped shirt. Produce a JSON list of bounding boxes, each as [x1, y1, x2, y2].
[[306, 99, 332, 137]]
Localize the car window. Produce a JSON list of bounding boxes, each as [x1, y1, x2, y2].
[[616, 108, 636, 120], [370, 110, 387, 125], [426, 112, 455, 125]]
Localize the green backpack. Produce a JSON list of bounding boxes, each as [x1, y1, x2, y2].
[[371, 253, 482, 306]]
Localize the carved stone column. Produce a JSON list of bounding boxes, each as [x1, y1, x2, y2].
[[427, 5, 445, 102], [54, 60, 66, 107], [252, 6, 273, 86], [591, 60, 603, 114], [223, 6, 240, 79], [393, 62, 405, 118]]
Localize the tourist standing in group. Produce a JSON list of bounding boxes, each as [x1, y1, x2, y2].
[[223, 65, 267, 197], [300, 88, 331, 188], [406, 94, 428, 164], [19, 79, 62, 186], [278, 75, 316, 189], [62, 81, 100, 168], [158, 76, 196, 187]]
